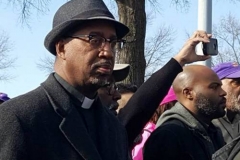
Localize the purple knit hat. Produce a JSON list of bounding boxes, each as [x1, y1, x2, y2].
[[212, 62, 240, 80], [160, 87, 177, 105], [0, 93, 10, 102]]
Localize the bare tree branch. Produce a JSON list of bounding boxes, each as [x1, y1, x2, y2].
[[170, 0, 190, 12], [7, 0, 51, 24], [144, 25, 175, 79], [36, 55, 54, 74], [147, 0, 161, 13], [0, 31, 16, 81], [212, 13, 240, 66]]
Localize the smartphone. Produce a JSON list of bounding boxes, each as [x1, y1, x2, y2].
[[196, 38, 218, 56]]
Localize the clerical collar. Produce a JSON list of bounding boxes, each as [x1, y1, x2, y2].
[[54, 73, 95, 109], [82, 97, 95, 109]]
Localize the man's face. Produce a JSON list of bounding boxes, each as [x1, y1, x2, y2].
[[193, 74, 227, 119], [221, 78, 240, 112], [56, 20, 117, 90], [98, 79, 121, 115]]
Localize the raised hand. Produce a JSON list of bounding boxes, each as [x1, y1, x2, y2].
[[174, 30, 211, 66]]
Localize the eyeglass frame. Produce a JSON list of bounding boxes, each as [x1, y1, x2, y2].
[[104, 82, 119, 96], [66, 34, 126, 52]]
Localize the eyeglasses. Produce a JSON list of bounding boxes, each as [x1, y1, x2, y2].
[[105, 83, 118, 96], [67, 34, 126, 52]]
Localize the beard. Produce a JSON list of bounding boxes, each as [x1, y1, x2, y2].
[[195, 93, 224, 118], [226, 92, 240, 112], [90, 77, 109, 87], [108, 102, 119, 115], [89, 60, 113, 87]]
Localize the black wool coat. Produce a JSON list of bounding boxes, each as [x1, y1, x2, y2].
[[0, 74, 129, 160]]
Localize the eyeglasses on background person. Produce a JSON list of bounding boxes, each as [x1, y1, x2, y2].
[[104, 82, 118, 96]]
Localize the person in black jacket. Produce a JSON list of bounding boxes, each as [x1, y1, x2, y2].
[[144, 65, 227, 160]]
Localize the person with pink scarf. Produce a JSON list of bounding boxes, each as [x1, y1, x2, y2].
[[132, 87, 177, 160]]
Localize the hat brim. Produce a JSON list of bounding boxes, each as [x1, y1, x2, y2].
[[0, 97, 10, 102], [112, 64, 130, 82], [225, 70, 240, 79], [44, 17, 129, 55]]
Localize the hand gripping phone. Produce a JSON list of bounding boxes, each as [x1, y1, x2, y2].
[[196, 38, 218, 56]]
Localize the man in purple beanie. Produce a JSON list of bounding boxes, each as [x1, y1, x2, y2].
[[212, 62, 240, 144], [0, 92, 10, 104]]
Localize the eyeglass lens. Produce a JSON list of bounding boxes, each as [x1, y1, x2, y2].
[[89, 35, 124, 52], [108, 83, 118, 95]]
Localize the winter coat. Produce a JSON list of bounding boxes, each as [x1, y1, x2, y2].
[[0, 74, 129, 160], [143, 102, 225, 160]]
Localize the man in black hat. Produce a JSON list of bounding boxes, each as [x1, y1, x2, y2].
[[0, 0, 211, 159]]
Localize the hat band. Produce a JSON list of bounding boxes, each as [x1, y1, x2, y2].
[[72, 9, 115, 20]]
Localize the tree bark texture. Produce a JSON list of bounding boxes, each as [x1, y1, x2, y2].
[[115, 0, 146, 87]]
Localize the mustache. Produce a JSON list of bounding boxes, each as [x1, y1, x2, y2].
[[219, 97, 227, 104], [92, 61, 113, 69]]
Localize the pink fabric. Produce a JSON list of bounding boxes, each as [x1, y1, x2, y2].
[[160, 87, 176, 105], [132, 122, 156, 160]]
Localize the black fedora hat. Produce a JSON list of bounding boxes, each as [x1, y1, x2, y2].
[[44, 0, 129, 55]]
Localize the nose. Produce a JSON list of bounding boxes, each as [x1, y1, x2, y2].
[[99, 42, 115, 59], [220, 87, 227, 97], [112, 90, 121, 101]]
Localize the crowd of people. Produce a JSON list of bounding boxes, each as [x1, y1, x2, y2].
[[1, 0, 240, 160]]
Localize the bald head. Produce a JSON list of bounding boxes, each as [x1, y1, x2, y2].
[[172, 65, 226, 122], [173, 65, 218, 98]]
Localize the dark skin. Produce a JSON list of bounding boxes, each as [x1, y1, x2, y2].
[[221, 78, 240, 123], [98, 77, 121, 115], [54, 20, 117, 99], [173, 65, 227, 124]]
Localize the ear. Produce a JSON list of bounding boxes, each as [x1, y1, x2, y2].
[[183, 87, 194, 100], [55, 39, 66, 60]]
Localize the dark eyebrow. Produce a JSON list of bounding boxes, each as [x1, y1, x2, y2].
[[231, 78, 240, 82], [209, 82, 222, 88]]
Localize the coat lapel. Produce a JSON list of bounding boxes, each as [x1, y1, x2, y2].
[[41, 74, 102, 160], [59, 108, 102, 160], [94, 98, 128, 160]]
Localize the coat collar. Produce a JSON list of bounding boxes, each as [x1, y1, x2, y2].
[[41, 73, 102, 160]]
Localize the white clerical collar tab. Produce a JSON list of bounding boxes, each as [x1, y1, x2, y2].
[[82, 97, 94, 109]]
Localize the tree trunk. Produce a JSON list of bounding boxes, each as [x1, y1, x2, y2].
[[115, 0, 146, 87]]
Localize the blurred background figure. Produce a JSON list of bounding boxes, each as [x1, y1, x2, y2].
[[150, 87, 177, 124], [98, 64, 130, 115], [117, 83, 138, 113], [132, 87, 177, 160], [0, 93, 10, 104], [212, 62, 240, 144]]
